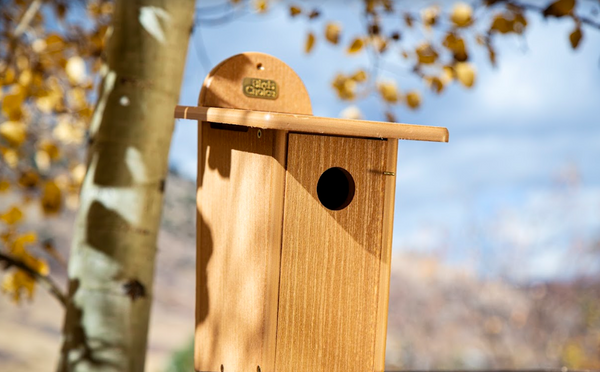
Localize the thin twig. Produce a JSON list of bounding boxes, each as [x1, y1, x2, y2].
[[0, 251, 67, 307], [14, 0, 42, 37]]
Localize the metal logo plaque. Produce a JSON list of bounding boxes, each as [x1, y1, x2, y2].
[[242, 77, 279, 100]]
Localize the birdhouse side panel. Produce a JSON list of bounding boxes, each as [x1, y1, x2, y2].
[[195, 123, 286, 372], [275, 133, 391, 372]]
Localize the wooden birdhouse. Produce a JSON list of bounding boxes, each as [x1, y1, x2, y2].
[[174, 52, 448, 372]]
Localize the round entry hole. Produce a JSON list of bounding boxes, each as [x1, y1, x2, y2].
[[317, 167, 355, 210]]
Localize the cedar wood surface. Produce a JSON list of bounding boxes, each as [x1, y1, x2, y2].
[[275, 133, 393, 372], [195, 53, 312, 372], [375, 138, 399, 372], [175, 105, 449, 143]]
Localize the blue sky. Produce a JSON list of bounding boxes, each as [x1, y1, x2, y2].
[[171, 2, 600, 282]]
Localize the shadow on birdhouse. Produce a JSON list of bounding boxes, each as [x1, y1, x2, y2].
[[174, 52, 448, 372]]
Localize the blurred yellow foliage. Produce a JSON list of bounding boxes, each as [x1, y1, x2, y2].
[[0, 206, 24, 225], [305, 32, 316, 54], [41, 181, 62, 215], [455, 62, 476, 88], [325, 22, 342, 45], [405, 91, 421, 110], [416, 43, 438, 64], [450, 3, 473, 28], [377, 81, 399, 104], [421, 6, 439, 29], [1, 231, 50, 304], [0, 121, 27, 147], [347, 38, 364, 54]]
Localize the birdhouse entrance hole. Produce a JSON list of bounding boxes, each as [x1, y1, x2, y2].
[[317, 167, 355, 210]]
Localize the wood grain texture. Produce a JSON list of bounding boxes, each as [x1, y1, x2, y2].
[[275, 133, 392, 372], [374, 139, 398, 372], [195, 53, 312, 372], [175, 105, 449, 143]]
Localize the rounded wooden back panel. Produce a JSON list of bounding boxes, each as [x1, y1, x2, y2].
[[199, 52, 312, 115]]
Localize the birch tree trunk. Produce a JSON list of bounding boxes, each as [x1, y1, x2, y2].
[[58, 1, 195, 370]]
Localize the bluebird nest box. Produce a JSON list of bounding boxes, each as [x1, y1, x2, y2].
[[174, 52, 448, 372]]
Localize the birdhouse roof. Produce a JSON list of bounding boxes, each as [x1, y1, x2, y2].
[[174, 105, 449, 142]]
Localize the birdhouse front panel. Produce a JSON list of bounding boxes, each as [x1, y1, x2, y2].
[[275, 133, 398, 372]]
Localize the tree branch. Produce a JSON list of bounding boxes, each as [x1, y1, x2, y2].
[[14, 0, 43, 37], [508, 0, 600, 29], [0, 251, 67, 307]]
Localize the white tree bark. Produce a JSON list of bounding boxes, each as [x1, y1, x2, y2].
[[58, 1, 195, 370]]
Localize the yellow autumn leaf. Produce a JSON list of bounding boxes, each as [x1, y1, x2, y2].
[[569, 26, 582, 49], [416, 43, 438, 64], [38, 139, 61, 160], [289, 5, 301, 17], [0, 180, 9, 192], [35, 96, 55, 114], [543, 0, 575, 18], [347, 37, 364, 54], [325, 22, 341, 45], [0, 121, 27, 146], [53, 118, 85, 144], [26, 255, 49, 276], [405, 91, 421, 110], [455, 62, 476, 87], [1, 244, 48, 304], [490, 14, 513, 34], [11, 232, 37, 254], [450, 3, 473, 28], [2, 149, 18, 168], [443, 33, 468, 62], [351, 69, 367, 82], [18, 69, 33, 87], [377, 80, 399, 104], [1, 67, 16, 85], [441, 65, 454, 84], [1, 90, 25, 120], [421, 6, 439, 29], [332, 74, 357, 100], [2, 271, 35, 303], [45, 34, 65, 54], [305, 32, 316, 54], [513, 13, 527, 33], [0, 206, 23, 225], [425, 76, 444, 94], [67, 87, 87, 111], [16, 56, 29, 71], [371, 35, 388, 53], [66, 56, 86, 85], [254, 0, 268, 13], [18, 170, 40, 189], [41, 180, 62, 215]]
